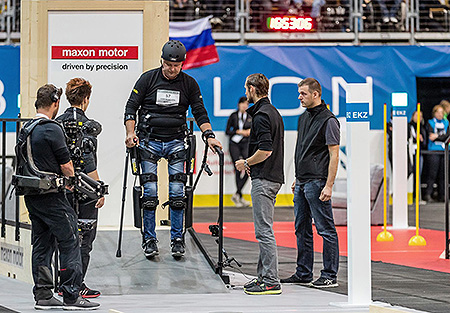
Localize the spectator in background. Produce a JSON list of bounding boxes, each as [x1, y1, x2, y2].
[[408, 110, 427, 199], [226, 96, 252, 207], [440, 100, 450, 120], [377, 0, 402, 23], [424, 105, 449, 202], [294, 0, 325, 18]]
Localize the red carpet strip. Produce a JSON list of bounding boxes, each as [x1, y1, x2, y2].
[[193, 222, 450, 273]]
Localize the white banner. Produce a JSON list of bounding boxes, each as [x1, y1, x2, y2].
[[48, 11, 143, 227]]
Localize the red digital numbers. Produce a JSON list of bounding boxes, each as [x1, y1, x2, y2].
[[267, 16, 314, 31]]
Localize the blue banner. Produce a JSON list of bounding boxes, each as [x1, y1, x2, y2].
[[2, 45, 450, 132], [186, 45, 450, 131], [346, 103, 370, 122], [0, 46, 20, 131]]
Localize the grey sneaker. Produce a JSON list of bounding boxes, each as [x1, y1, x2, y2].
[[63, 296, 100, 310], [243, 278, 259, 290], [35, 296, 63, 310], [311, 277, 338, 288]]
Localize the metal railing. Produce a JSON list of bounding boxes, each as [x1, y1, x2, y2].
[[0, 0, 19, 44], [1, 1, 450, 44], [0, 118, 32, 243]]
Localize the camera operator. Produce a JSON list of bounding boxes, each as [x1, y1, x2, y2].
[[56, 78, 105, 298], [16, 84, 99, 310], [124, 40, 222, 259]]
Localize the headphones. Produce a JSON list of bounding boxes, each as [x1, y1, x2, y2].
[[50, 88, 61, 103]]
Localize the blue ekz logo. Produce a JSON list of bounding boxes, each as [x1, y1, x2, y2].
[[393, 109, 407, 117], [346, 103, 369, 122]]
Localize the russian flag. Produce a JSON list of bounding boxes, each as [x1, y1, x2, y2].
[[169, 16, 219, 70]]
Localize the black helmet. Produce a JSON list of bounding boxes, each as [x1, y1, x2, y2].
[[161, 40, 186, 62]]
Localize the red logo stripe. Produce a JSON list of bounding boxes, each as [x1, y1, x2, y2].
[[52, 46, 138, 60]]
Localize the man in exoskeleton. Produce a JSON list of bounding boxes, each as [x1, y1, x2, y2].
[[124, 40, 222, 258]]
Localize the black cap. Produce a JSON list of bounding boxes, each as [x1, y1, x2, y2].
[[161, 40, 186, 62]]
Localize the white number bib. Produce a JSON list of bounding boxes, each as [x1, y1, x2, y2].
[[156, 89, 180, 107]]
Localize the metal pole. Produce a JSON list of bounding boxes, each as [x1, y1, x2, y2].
[[234, 0, 239, 31], [1, 121, 6, 238], [116, 150, 129, 258], [445, 141, 449, 259], [415, 0, 419, 31], [352, 0, 360, 45], [215, 147, 224, 277], [185, 120, 194, 229], [5, 0, 11, 44], [15, 120, 20, 241], [239, 0, 245, 44], [405, 0, 410, 31]]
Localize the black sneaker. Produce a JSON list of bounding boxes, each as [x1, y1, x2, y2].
[[171, 238, 185, 257], [63, 296, 100, 310], [243, 278, 259, 290], [244, 282, 282, 295], [80, 284, 101, 299], [142, 238, 159, 258], [35, 296, 63, 310], [311, 277, 339, 288], [280, 274, 312, 285]]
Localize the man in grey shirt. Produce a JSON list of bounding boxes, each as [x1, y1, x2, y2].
[[281, 77, 340, 288]]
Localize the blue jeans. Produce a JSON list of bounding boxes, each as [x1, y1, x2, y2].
[[377, 0, 402, 18], [294, 0, 325, 18], [139, 138, 185, 241], [294, 179, 339, 280]]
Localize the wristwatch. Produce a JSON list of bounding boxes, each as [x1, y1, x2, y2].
[[244, 159, 249, 168]]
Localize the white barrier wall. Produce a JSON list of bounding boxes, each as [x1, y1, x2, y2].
[[47, 11, 144, 228]]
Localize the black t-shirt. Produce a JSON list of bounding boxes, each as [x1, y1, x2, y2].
[[247, 97, 285, 184], [29, 120, 71, 175]]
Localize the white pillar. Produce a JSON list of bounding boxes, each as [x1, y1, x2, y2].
[[333, 83, 372, 307], [392, 93, 409, 229]]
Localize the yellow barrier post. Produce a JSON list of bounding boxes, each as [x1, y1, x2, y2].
[[409, 104, 426, 246], [377, 103, 394, 241]]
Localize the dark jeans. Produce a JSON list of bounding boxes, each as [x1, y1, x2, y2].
[[25, 193, 82, 303], [424, 153, 445, 199], [229, 141, 249, 196], [293, 179, 339, 280], [67, 194, 98, 283]]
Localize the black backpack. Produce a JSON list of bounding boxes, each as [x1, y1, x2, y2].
[[13, 119, 66, 195]]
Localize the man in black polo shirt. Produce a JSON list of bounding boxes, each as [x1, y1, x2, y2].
[[124, 40, 222, 259], [235, 73, 284, 295], [281, 77, 340, 288], [19, 84, 99, 310]]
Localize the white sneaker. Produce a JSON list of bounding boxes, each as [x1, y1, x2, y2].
[[231, 193, 243, 207], [382, 16, 390, 23], [390, 16, 398, 23], [239, 197, 251, 207]]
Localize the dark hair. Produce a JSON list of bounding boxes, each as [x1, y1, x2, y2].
[[298, 78, 322, 97], [35, 84, 62, 109], [66, 78, 92, 106], [238, 96, 247, 104], [246, 73, 269, 97]]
